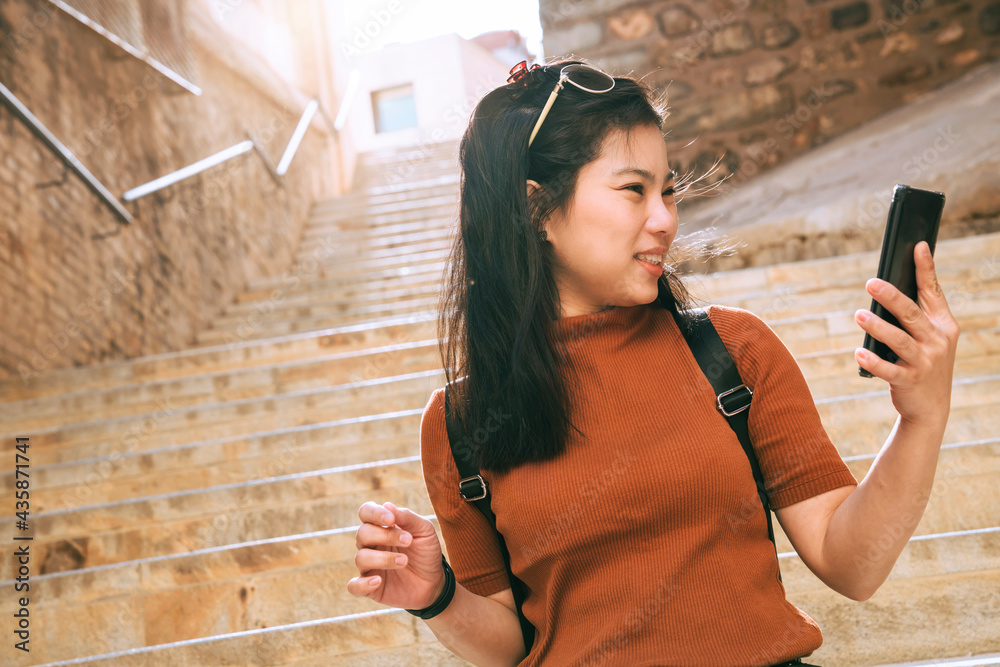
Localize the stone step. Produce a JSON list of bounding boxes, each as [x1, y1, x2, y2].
[[306, 200, 455, 230], [353, 157, 462, 189], [348, 171, 459, 195], [296, 237, 453, 270], [766, 300, 1000, 357], [292, 225, 455, 262], [787, 527, 1000, 666], [194, 296, 440, 345], [225, 274, 443, 317], [354, 140, 459, 166], [18, 528, 997, 666], [241, 260, 447, 299], [316, 180, 459, 209], [702, 263, 1000, 323], [777, 313, 1000, 357], [214, 264, 996, 349], [303, 201, 458, 232], [4, 471, 996, 657], [204, 289, 441, 338], [353, 150, 459, 175], [771, 436, 1000, 554], [3, 340, 442, 432], [219, 248, 452, 293], [0, 527, 453, 665], [224, 252, 988, 327], [0, 315, 437, 402], [0, 467, 433, 579], [2, 371, 445, 464], [20, 609, 455, 666], [820, 376, 1000, 458], [798, 328, 1000, 399], [199, 293, 1000, 383], [296, 217, 455, 252], [9, 364, 994, 470], [690, 231, 1000, 300], [211, 274, 1000, 361], [308, 193, 459, 223], [255, 244, 451, 281], [2, 424, 993, 581], [10, 424, 421, 514], [11, 319, 998, 437], [0, 428, 1000, 578]]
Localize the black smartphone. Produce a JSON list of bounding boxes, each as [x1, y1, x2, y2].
[[859, 184, 945, 378]]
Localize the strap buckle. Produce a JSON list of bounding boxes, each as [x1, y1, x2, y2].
[[717, 384, 752, 417], [459, 475, 488, 501]]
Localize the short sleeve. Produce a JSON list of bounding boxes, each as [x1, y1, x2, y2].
[[707, 306, 858, 509], [419, 387, 511, 596]]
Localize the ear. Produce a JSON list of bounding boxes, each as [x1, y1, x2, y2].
[[527, 179, 554, 240], [526, 179, 541, 199]]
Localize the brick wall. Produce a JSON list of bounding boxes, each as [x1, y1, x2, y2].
[[0, 0, 335, 382], [539, 0, 1000, 187]]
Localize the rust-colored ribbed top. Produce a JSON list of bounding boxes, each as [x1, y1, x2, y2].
[[420, 304, 858, 666]]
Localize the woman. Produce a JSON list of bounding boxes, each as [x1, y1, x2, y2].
[[347, 59, 960, 666]]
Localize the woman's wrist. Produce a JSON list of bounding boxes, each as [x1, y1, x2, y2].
[[405, 555, 456, 619]]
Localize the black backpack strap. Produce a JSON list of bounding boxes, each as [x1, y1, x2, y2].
[[443, 380, 535, 654], [681, 307, 780, 578]]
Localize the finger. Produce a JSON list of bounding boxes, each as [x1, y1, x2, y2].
[[855, 346, 903, 384], [866, 278, 929, 340], [356, 523, 413, 551], [914, 241, 953, 317], [383, 502, 435, 537], [347, 575, 382, 598], [359, 501, 397, 527], [355, 547, 408, 573], [855, 308, 917, 364]]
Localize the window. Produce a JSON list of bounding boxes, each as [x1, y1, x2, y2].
[[372, 84, 417, 133]]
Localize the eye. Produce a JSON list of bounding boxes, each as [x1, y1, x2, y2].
[[624, 184, 676, 196]]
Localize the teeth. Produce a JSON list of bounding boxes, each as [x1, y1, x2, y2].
[[634, 254, 665, 266]]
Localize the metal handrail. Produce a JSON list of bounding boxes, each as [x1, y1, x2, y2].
[[277, 99, 317, 175], [0, 79, 134, 224], [123, 99, 327, 201], [48, 0, 202, 96], [3, 79, 330, 218], [122, 141, 254, 201]]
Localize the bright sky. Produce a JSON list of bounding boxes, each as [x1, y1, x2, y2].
[[340, 0, 545, 60]]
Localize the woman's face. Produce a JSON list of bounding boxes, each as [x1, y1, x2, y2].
[[529, 123, 678, 319]]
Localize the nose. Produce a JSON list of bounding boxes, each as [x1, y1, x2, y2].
[[647, 193, 678, 237]]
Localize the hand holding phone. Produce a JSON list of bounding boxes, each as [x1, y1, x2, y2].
[[859, 184, 945, 378]]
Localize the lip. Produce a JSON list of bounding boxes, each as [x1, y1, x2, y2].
[[635, 245, 669, 255], [634, 256, 664, 277]]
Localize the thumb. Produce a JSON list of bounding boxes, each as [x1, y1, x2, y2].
[[384, 501, 434, 537]]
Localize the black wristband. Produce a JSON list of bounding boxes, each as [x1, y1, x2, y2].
[[405, 555, 456, 620]]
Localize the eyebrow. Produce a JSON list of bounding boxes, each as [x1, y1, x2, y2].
[[610, 167, 676, 184]]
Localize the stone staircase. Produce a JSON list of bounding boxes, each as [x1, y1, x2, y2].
[[0, 139, 998, 666]]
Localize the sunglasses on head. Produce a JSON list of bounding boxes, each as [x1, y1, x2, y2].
[[507, 61, 616, 148]]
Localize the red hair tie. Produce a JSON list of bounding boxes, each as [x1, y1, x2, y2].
[[507, 60, 540, 86]]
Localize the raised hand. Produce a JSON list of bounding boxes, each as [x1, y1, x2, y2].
[[347, 501, 447, 610], [854, 241, 961, 429]]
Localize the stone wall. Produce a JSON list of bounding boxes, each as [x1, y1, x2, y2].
[[0, 0, 335, 382], [538, 0, 1000, 188]]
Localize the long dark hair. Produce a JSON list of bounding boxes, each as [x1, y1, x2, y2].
[[438, 59, 696, 473]]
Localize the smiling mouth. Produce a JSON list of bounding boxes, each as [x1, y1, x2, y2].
[[633, 253, 666, 267]]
